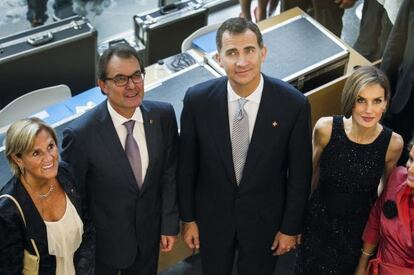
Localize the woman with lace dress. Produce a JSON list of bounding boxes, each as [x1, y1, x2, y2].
[[295, 66, 403, 274]]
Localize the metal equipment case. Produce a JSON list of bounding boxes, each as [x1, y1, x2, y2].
[[134, 0, 208, 66], [0, 16, 97, 109], [144, 61, 220, 125]]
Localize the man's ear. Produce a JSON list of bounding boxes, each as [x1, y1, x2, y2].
[[260, 45, 268, 63], [98, 79, 108, 95], [215, 52, 224, 68]]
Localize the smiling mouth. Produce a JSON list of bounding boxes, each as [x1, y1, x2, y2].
[[42, 163, 54, 169], [125, 92, 138, 98], [236, 67, 251, 73]]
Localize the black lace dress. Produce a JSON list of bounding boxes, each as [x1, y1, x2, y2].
[[295, 116, 392, 275]]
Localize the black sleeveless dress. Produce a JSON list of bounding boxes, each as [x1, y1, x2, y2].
[[295, 116, 392, 275]]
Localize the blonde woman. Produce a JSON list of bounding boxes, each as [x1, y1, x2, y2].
[[0, 118, 94, 274]]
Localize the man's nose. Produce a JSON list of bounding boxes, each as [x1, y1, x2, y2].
[[127, 77, 136, 88], [236, 54, 248, 66]]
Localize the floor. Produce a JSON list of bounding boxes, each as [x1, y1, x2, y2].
[[0, 0, 363, 274]]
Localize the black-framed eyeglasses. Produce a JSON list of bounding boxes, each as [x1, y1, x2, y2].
[[104, 71, 146, 87]]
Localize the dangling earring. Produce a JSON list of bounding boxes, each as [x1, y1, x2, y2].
[[19, 165, 25, 176]]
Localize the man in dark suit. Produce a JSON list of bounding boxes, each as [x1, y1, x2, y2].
[[61, 44, 179, 274], [311, 0, 356, 37], [178, 17, 312, 274], [381, 0, 414, 165]]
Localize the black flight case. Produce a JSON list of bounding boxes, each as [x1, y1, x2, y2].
[[0, 16, 97, 109], [134, 0, 208, 66]]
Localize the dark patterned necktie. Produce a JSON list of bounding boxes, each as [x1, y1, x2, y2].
[[123, 120, 143, 189]]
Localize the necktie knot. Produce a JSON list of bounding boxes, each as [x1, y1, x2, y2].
[[124, 120, 135, 134], [236, 98, 248, 121]]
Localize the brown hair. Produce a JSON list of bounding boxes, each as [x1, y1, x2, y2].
[[216, 17, 264, 52], [341, 66, 390, 118]]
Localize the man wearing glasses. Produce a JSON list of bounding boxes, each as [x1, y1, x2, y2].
[[61, 43, 179, 274]]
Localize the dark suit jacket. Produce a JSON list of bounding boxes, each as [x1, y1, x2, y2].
[[381, 0, 414, 114], [178, 74, 312, 249], [0, 162, 95, 275], [61, 100, 179, 268]]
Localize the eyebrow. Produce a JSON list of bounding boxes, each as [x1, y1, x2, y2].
[[225, 48, 237, 54], [113, 70, 142, 77], [356, 95, 384, 99], [244, 46, 256, 50]]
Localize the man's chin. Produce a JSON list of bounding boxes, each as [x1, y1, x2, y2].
[[126, 96, 143, 106]]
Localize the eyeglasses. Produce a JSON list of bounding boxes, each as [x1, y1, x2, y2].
[[104, 71, 145, 87]]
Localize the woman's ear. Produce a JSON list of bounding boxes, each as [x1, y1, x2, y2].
[[11, 154, 22, 165]]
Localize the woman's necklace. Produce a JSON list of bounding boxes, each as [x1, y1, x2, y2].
[[22, 177, 55, 200], [38, 182, 55, 200]]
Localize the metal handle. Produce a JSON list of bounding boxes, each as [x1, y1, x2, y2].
[[27, 32, 53, 46]]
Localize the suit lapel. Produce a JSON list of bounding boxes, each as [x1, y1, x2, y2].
[[207, 80, 237, 185], [241, 78, 274, 185], [94, 102, 139, 193]]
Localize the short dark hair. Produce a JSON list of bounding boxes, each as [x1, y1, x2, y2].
[[216, 17, 264, 52], [97, 43, 145, 81]]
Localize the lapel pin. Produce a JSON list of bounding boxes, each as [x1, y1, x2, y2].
[[272, 121, 278, 128], [149, 119, 154, 124]]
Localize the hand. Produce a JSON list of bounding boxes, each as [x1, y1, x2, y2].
[[181, 222, 200, 250], [160, 235, 177, 252], [354, 256, 369, 275], [271, 232, 298, 256], [354, 265, 367, 275]]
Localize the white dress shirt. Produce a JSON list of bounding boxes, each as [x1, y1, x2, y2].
[[228, 74, 264, 141], [107, 101, 149, 182]]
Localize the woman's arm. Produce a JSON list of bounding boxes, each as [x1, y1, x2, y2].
[[380, 132, 403, 193], [354, 242, 378, 275], [311, 117, 333, 193], [355, 174, 388, 275]]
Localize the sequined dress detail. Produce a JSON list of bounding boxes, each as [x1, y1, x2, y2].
[[295, 116, 392, 275]]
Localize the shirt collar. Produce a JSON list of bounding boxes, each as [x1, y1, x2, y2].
[[106, 100, 143, 128], [227, 74, 264, 103]]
